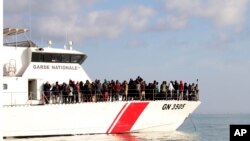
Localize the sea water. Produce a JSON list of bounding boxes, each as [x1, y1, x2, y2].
[[4, 114, 250, 141]]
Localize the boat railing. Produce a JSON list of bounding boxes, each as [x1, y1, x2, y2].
[[2, 89, 199, 106], [41, 89, 199, 104], [2, 91, 37, 106]]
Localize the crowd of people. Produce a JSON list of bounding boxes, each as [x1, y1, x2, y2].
[[43, 76, 199, 104]]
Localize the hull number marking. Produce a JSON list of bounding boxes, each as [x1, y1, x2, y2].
[[162, 104, 186, 110]]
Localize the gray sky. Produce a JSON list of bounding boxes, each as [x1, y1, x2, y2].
[[3, 0, 250, 114]]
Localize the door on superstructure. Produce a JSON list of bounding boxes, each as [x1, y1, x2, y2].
[[28, 79, 37, 100]]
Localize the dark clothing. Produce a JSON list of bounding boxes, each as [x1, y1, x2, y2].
[[43, 83, 51, 104]]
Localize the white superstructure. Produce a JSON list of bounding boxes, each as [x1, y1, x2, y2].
[[2, 28, 90, 105], [2, 28, 200, 137]]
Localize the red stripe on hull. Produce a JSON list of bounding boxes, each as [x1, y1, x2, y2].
[[110, 102, 149, 133], [106, 103, 128, 134]]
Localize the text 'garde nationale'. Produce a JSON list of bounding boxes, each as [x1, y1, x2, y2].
[[33, 65, 78, 70]]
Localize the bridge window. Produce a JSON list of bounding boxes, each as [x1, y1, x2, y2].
[[51, 54, 61, 62], [43, 54, 52, 62], [71, 55, 82, 63], [32, 53, 43, 62], [62, 54, 70, 63], [32, 52, 86, 64]]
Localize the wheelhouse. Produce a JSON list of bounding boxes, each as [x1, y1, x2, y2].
[[31, 52, 87, 64]]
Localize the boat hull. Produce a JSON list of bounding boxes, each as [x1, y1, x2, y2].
[[3, 100, 200, 137]]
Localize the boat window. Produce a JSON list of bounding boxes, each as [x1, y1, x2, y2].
[[31, 52, 86, 64], [3, 84, 8, 90], [71, 55, 83, 63], [62, 54, 70, 63], [43, 54, 53, 62], [51, 54, 61, 62], [31, 52, 43, 62]]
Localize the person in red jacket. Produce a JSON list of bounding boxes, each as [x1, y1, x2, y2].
[[114, 80, 121, 101], [179, 80, 184, 100]]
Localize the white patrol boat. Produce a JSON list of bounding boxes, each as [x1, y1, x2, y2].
[[1, 28, 200, 137]]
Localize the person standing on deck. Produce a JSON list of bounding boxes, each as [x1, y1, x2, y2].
[[179, 80, 184, 100], [95, 80, 102, 101], [140, 81, 146, 100], [102, 79, 109, 101], [124, 81, 129, 101], [160, 81, 167, 100], [195, 79, 199, 100], [43, 81, 51, 104], [51, 81, 60, 103], [114, 80, 121, 101], [168, 81, 174, 100]]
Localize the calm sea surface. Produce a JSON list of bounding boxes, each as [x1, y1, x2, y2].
[[4, 114, 250, 141]]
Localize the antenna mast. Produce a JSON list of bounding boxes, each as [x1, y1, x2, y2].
[[28, 0, 32, 40]]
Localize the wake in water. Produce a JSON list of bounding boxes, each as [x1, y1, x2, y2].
[[4, 131, 198, 141]]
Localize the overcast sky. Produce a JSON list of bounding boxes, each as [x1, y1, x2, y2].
[[3, 0, 250, 114]]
